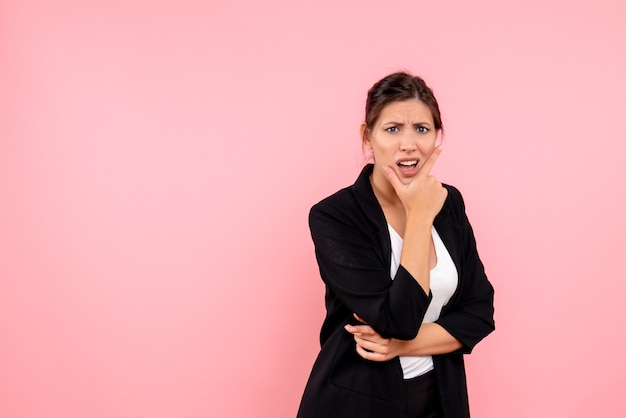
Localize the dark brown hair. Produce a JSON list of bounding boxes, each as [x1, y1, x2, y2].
[[364, 72, 443, 133]]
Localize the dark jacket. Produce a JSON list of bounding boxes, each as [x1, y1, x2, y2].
[[297, 164, 495, 418]]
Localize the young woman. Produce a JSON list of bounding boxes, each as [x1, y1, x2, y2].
[[297, 72, 495, 418]]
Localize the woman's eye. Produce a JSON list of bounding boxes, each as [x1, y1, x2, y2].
[[385, 127, 399, 133], [416, 126, 429, 133]]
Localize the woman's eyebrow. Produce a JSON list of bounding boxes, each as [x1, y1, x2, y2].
[[381, 120, 432, 126]]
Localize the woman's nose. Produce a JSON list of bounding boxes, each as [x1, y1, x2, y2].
[[399, 141, 417, 152]]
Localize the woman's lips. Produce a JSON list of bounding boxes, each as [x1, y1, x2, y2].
[[398, 160, 418, 167], [397, 160, 419, 176]]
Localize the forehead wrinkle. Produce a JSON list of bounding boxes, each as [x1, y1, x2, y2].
[[377, 100, 435, 126], [380, 116, 433, 126]]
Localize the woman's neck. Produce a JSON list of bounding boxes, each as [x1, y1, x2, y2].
[[370, 168, 402, 209]]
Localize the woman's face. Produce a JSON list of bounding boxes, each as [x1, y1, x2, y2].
[[363, 99, 439, 185]]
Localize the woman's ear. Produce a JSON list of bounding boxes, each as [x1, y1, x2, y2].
[[360, 123, 371, 150]]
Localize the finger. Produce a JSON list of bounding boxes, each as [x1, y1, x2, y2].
[[355, 333, 388, 351], [355, 344, 387, 362], [355, 344, 374, 360], [354, 334, 369, 348], [382, 165, 404, 191], [418, 145, 443, 176], [354, 334, 378, 348], [344, 324, 375, 335], [353, 313, 367, 324]]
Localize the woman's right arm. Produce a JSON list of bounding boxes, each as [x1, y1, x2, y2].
[[310, 148, 447, 340], [310, 203, 429, 341], [386, 146, 448, 295]]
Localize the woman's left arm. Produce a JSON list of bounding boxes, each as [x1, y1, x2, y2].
[[345, 321, 462, 362], [347, 186, 495, 362], [434, 185, 495, 353]]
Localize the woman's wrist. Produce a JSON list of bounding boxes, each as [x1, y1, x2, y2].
[[404, 210, 434, 229]]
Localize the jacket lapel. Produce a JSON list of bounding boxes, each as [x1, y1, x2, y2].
[[351, 164, 392, 272], [434, 188, 464, 305]]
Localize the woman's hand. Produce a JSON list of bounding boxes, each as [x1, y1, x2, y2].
[[383, 146, 448, 222], [345, 314, 463, 360], [344, 315, 405, 362]]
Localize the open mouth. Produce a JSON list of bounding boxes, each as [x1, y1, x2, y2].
[[397, 160, 418, 169]]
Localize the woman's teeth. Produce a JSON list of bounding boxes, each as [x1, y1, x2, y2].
[[398, 160, 418, 167]]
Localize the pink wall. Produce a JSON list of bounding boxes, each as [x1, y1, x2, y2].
[[2, 1, 625, 417]]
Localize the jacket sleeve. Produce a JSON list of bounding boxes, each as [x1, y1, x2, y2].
[[309, 202, 431, 340], [435, 186, 495, 353]]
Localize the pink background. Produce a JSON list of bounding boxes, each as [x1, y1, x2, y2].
[[1, 1, 625, 417]]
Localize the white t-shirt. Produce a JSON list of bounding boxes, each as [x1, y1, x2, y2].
[[388, 225, 458, 379]]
